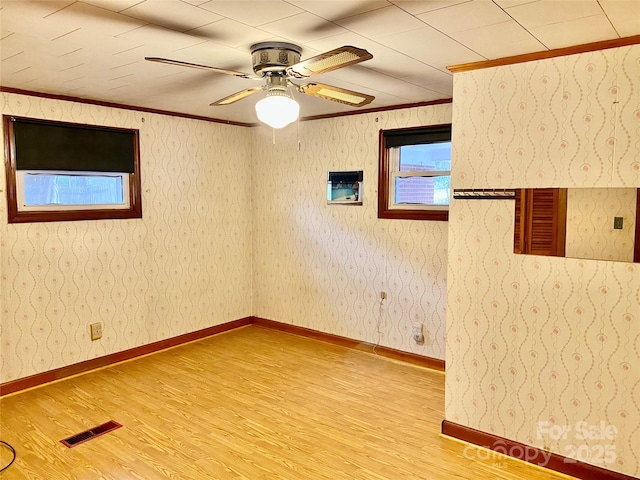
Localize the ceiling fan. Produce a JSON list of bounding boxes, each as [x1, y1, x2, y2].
[[145, 42, 375, 127]]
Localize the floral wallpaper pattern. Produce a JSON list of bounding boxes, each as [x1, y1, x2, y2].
[[251, 104, 452, 360], [447, 44, 640, 477], [1, 92, 253, 383]]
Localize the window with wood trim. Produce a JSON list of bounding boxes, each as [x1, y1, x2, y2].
[[378, 124, 451, 221], [4, 116, 142, 223], [514, 188, 567, 256]]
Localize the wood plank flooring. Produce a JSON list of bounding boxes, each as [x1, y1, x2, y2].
[[0, 326, 574, 479]]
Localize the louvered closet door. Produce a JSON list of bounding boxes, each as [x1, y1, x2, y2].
[[514, 188, 567, 257]]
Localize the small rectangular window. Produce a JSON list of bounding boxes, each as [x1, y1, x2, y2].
[[378, 124, 451, 221], [18, 171, 129, 210], [4, 116, 142, 223]]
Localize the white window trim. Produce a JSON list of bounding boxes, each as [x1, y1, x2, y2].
[[387, 147, 451, 211]]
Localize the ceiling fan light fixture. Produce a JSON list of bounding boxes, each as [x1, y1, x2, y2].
[[255, 91, 300, 129]]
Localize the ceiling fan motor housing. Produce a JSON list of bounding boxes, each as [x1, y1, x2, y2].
[[251, 42, 302, 76]]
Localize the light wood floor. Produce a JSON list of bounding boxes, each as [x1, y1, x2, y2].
[[0, 326, 574, 480]]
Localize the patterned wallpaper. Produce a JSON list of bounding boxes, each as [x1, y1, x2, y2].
[[251, 104, 451, 360], [565, 188, 637, 263], [447, 44, 640, 477], [0, 92, 253, 383]]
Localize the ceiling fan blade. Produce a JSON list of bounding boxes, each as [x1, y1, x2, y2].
[[297, 83, 374, 107], [286, 46, 373, 79], [145, 57, 259, 80], [210, 87, 264, 106]]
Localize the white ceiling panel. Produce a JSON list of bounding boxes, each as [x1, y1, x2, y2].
[[199, 1, 303, 27], [417, 0, 512, 33], [81, 0, 144, 13], [381, 26, 485, 71], [117, 24, 206, 52], [335, 5, 426, 38], [1, 0, 638, 124], [393, 0, 470, 16], [188, 18, 269, 48], [504, 0, 604, 29], [121, 0, 223, 31], [450, 20, 546, 59], [45, 2, 146, 37], [259, 12, 349, 43], [1, 1, 81, 41], [529, 14, 620, 50], [285, 0, 391, 21], [600, 0, 640, 37]]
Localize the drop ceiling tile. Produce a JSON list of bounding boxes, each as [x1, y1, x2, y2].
[[505, 0, 603, 28], [188, 18, 270, 47], [1, 2, 79, 40], [381, 59, 452, 86], [417, 0, 513, 33], [334, 5, 426, 38], [492, 0, 537, 7], [319, 65, 415, 98], [530, 14, 619, 49], [117, 24, 206, 52], [0, 31, 81, 59], [599, 0, 640, 37], [285, 0, 391, 21], [3, 68, 40, 87], [121, 0, 223, 31], [169, 41, 252, 69], [393, 0, 472, 16], [181, 0, 211, 6], [51, 27, 146, 57], [199, 1, 303, 27], [381, 26, 485, 70], [451, 20, 546, 58], [81, 0, 143, 12], [1, 0, 74, 19], [383, 82, 446, 102], [0, 43, 23, 62], [259, 12, 349, 43], [46, 2, 146, 36]]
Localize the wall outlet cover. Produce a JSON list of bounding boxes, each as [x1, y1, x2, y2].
[[90, 322, 103, 341]]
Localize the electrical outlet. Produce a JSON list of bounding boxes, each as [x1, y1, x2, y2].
[[412, 324, 424, 344], [90, 322, 102, 341]]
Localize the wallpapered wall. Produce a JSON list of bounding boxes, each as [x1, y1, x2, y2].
[[447, 44, 640, 477], [251, 104, 451, 359], [0, 92, 253, 383], [565, 187, 637, 262]]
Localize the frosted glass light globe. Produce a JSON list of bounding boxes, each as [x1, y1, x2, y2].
[[255, 94, 300, 129]]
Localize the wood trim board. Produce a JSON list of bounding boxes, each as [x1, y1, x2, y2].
[[441, 420, 636, 480], [0, 317, 252, 396], [448, 35, 640, 73], [252, 317, 446, 371], [0, 316, 444, 397]]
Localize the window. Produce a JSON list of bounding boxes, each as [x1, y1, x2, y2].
[[4, 116, 142, 223], [378, 124, 451, 221]]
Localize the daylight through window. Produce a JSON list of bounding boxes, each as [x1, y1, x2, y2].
[[378, 124, 451, 221], [4, 116, 142, 223]]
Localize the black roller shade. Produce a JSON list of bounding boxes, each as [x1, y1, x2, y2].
[[384, 124, 451, 148], [12, 117, 136, 173], [328, 170, 363, 184]]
